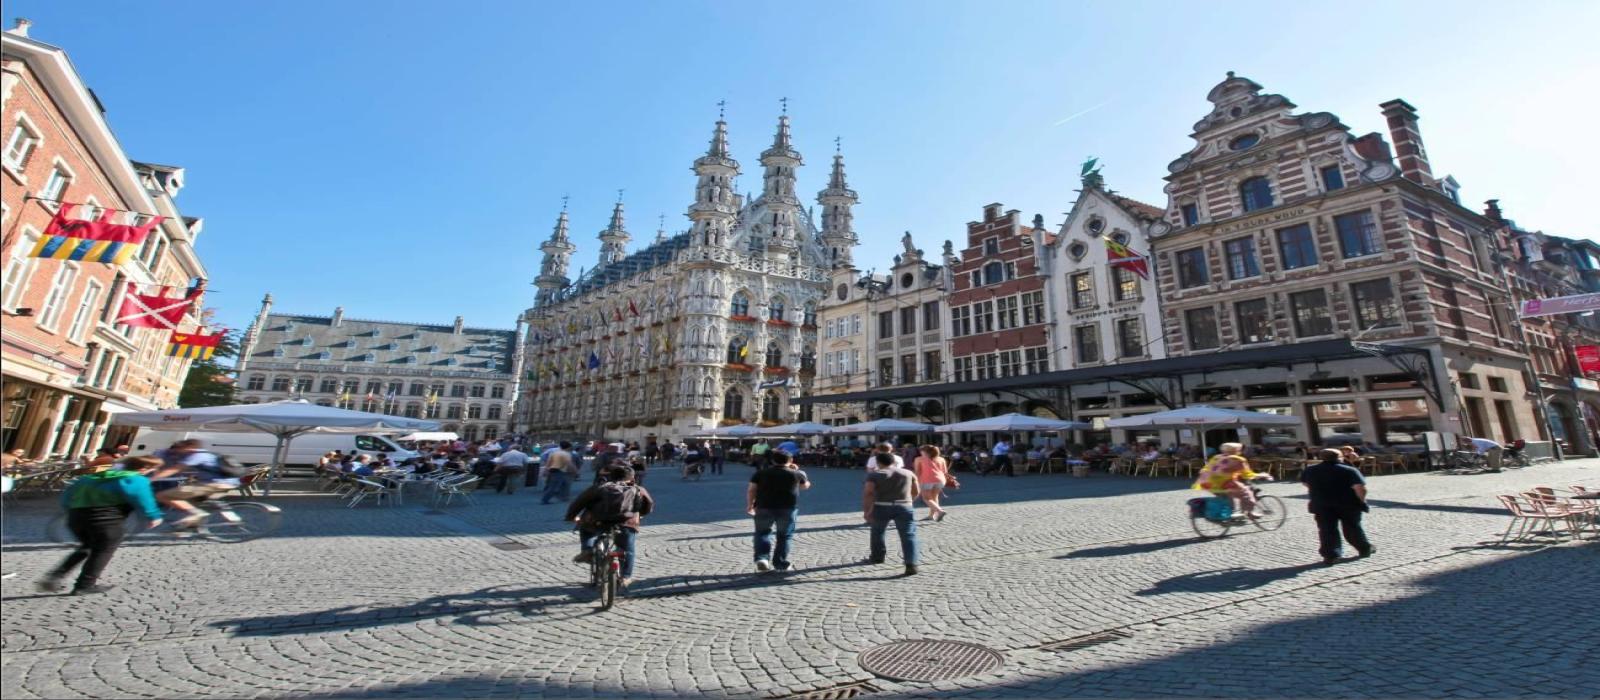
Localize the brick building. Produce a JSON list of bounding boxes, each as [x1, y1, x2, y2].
[[945, 204, 1053, 420], [2, 21, 208, 458], [1147, 72, 1539, 448]]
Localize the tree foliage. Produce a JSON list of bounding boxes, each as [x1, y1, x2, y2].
[[177, 322, 241, 408]]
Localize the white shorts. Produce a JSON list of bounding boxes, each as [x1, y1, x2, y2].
[[919, 482, 943, 492]]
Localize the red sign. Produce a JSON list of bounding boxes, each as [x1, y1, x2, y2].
[[1576, 345, 1600, 375]]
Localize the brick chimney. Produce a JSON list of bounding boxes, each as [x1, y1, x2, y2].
[[983, 203, 1003, 222], [1351, 132, 1392, 163], [1483, 199, 1504, 224], [1379, 99, 1433, 186], [331, 306, 344, 327]]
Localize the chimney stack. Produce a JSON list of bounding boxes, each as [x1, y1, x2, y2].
[[8, 18, 31, 37], [453, 316, 464, 335], [332, 306, 345, 327], [1379, 99, 1433, 187], [983, 203, 1003, 222], [1483, 199, 1504, 223]]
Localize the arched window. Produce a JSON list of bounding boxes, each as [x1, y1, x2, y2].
[[802, 302, 817, 326], [727, 336, 749, 364], [982, 261, 1005, 286], [769, 295, 786, 322], [403, 403, 421, 418], [762, 391, 782, 422], [467, 405, 483, 420], [487, 405, 503, 420], [723, 389, 745, 421], [765, 342, 783, 367], [446, 404, 463, 419], [1239, 176, 1274, 213], [730, 292, 750, 317]]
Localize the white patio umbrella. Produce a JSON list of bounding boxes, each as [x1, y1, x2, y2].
[[933, 412, 1091, 433], [755, 421, 834, 436], [711, 424, 763, 438], [826, 418, 937, 435], [110, 400, 439, 496], [1105, 404, 1298, 457]]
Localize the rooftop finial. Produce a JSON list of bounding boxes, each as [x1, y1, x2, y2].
[[560, 194, 569, 212], [717, 99, 726, 121], [617, 188, 625, 203], [1226, 70, 1235, 79], [780, 96, 788, 115], [835, 136, 841, 155]]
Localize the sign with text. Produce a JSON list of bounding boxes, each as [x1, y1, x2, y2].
[[1576, 345, 1600, 375], [1519, 293, 1600, 318]]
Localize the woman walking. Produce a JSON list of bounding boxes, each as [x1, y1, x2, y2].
[[914, 445, 954, 522]]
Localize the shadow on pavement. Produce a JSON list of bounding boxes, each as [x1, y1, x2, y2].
[[211, 581, 596, 636], [1058, 537, 1201, 559], [1135, 564, 1319, 595]]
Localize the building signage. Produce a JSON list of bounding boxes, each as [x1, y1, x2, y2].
[[1212, 206, 1313, 236], [1576, 345, 1600, 375], [1519, 293, 1600, 318]]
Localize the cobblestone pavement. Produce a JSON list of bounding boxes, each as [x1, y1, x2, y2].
[[3, 458, 1597, 699]]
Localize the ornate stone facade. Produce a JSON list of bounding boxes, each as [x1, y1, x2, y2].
[[519, 114, 852, 441]]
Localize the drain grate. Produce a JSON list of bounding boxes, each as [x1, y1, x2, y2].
[[1037, 629, 1134, 652], [857, 639, 1004, 682], [488, 541, 530, 551], [778, 681, 878, 700]]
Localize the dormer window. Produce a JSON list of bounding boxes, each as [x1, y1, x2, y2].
[[1229, 133, 1260, 151]]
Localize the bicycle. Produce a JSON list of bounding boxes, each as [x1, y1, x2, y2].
[[1187, 483, 1287, 539], [47, 494, 282, 545], [587, 524, 626, 610]]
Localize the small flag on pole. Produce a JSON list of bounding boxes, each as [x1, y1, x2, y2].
[[167, 331, 223, 360], [1105, 238, 1150, 280]]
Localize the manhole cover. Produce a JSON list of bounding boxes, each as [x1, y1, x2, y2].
[[857, 639, 1003, 682]]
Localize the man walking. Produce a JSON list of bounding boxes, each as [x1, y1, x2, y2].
[[39, 456, 164, 595], [541, 441, 578, 504], [747, 451, 811, 573], [1301, 448, 1374, 565], [991, 436, 1014, 477], [862, 452, 921, 575], [865, 442, 904, 470], [493, 445, 530, 494]]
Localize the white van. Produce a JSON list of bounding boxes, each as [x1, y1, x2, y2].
[[130, 430, 417, 466]]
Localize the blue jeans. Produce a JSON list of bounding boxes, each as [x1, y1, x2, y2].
[[869, 504, 919, 565], [579, 526, 637, 578], [752, 507, 798, 568], [541, 470, 571, 503]]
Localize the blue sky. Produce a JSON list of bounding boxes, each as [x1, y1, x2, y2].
[[10, 1, 1597, 339]]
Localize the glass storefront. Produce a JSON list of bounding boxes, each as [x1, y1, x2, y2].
[[1309, 401, 1362, 445], [1371, 398, 1431, 446]]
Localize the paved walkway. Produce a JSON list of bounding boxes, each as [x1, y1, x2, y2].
[[2, 459, 1597, 698]]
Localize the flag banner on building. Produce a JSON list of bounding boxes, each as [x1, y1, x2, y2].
[[588, 351, 601, 370], [184, 277, 207, 308], [628, 299, 640, 317], [116, 284, 193, 329], [1105, 239, 1150, 279], [1577, 345, 1600, 375], [758, 376, 791, 389], [1520, 293, 1600, 318], [365, 390, 378, 402], [613, 307, 624, 322], [426, 389, 439, 405], [29, 203, 164, 264], [167, 330, 223, 360], [338, 390, 353, 404]]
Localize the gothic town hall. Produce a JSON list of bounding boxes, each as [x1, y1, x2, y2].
[[517, 113, 858, 440]]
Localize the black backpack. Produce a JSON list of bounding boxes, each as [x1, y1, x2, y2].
[[588, 481, 639, 523]]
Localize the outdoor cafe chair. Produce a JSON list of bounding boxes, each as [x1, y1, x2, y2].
[[346, 478, 396, 508], [1494, 494, 1570, 543], [1530, 487, 1596, 535], [433, 476, 480, 507]]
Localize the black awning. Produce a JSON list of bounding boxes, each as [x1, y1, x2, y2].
[[795, 338, 1439, 408]]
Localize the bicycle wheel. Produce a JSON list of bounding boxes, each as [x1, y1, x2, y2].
[[1251, 495, 1288, 531], [1190, 514, 1232, 539], [199, 502, 282, 543], [599, 557, 619, 610]]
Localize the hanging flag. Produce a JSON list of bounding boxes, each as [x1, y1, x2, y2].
[[426, 389, 439, 405], [628, 299, 640, 317], [29, 203, 164, 264], [758, 376, 791, 390], [365, 390, 378, 402], [167, 331, 223, 360], [384, 389, 397, 402], [566, 318, 578, 333], [1105, 238, 1150, 280], [636, 337, 647, 357], [738, 343, 749, 360], [116, 284, 193, 329], [1577, 345, 1600, 375], [588, 351, 601, 370], [338, 389, 353, 404], [613, 306, 624, 322]]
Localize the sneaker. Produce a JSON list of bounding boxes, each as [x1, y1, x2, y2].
[[755, 558, 773, 572], [775, 562, 796, 572], [71, 584, 116, 595], [36, 577, 65, 593], [904, 564, 919, 576], [573, 551, 594, 565]]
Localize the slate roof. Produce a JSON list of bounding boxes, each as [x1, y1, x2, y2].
[[558, 232, 692, 301], [250, 313, 515, 374]]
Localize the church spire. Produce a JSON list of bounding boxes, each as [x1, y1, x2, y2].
[[817, 140, 859, 268], [534, 205, 577, 307], [598, 195, 630, 265], [689, 107, 740, 249]]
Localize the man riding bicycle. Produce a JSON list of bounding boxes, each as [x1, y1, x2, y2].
[[150, 439, 238, 529], [566, 464, 654, 588]]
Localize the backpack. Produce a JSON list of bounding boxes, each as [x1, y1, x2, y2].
[[588, 481, 639, 523]]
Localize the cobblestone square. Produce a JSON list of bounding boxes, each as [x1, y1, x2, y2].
[[3, 460, 1598, 699]]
